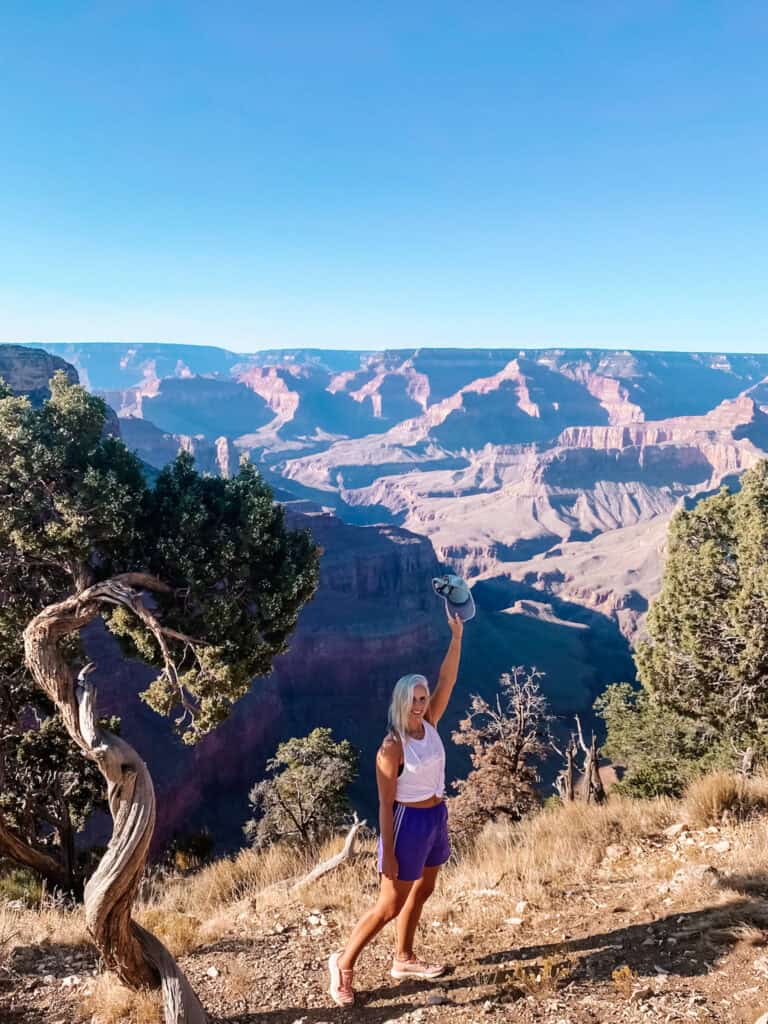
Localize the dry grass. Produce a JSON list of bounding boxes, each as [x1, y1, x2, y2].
[[135, 908, 202, 957], [0, 904, 88, 953], [720, 817, 768, 893], [4, 775, 767, 977], [223, 958, 255, 1000], [508, 954, 574, 997], [611, 964, 639, 998], [78, 972, 163, 1024], [158, 841, 313, 914], [475, 796, 675, 901], [682, 772, 768, 827]]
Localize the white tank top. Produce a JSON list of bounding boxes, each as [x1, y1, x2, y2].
[[395, 721, 446, 803]]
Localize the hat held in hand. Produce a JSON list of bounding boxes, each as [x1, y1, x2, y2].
[[432, 573, 476, 622]]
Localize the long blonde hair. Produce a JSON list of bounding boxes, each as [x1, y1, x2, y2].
[[387, 673, 429, 739]]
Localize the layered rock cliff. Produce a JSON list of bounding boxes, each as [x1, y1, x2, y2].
[[0, 344, 78, 403]]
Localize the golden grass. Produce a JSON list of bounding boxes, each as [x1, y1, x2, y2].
[[135, 908, 202, 957], [720, 817, 768, 891], [682, 771, 768, 828], [611, 964, 639, 998], [78, 973, 163, 1024], [509, 954, 574, 997], [159, 841, 313, 914], [477, 796, 675, 901], [0, 904, 88, 953]]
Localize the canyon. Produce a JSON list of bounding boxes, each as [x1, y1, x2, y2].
[[30, 342, 768, 643], [7, 341, 768, 846]]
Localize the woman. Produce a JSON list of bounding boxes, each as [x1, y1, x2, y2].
[[328, 611, 464, 1006]]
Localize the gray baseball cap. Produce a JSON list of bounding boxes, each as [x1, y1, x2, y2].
[[432, 574, 476, 622]]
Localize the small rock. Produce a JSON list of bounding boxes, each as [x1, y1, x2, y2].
[[426, 993, 447, 1005], [42, 974, 55, 986], [61, 974, 80, 988], [206, 966, 220, 978], [664, 823, 687, 838], [604, 843, 627, 860], [505, 916, 524, 926], [630, 986, 654, 1003], [712, 839, 730, 853], [515, 900, 528, 915], [482, 1000, 496, 1014], [669, 864, 720, 891]]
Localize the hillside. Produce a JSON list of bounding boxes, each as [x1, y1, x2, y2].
[[3, 780, 768, 1023]]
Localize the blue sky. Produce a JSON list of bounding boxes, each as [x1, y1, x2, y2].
[[0, 2, 766, 352]]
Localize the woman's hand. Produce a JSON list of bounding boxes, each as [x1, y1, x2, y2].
[[447, 608, 464, 640], [381, 850, 399, 880]]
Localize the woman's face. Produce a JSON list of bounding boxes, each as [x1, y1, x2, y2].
[[408, 684, 429, 724]]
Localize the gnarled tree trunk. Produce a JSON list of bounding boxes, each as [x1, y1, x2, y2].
[[23, 574, 208, 1024]]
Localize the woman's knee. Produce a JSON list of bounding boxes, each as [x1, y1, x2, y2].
[[418, 880, 436, 902], [377, 895, 407, 922]]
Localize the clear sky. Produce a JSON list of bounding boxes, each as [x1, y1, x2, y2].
[[1, 2, 766, 353]]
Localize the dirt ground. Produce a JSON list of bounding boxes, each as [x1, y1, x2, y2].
[[2, 821, 768, 1024]]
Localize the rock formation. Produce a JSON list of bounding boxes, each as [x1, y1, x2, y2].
[[0, 344, 78, 403]]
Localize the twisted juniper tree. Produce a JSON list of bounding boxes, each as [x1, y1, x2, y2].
[[0, 372, 320, 1023]]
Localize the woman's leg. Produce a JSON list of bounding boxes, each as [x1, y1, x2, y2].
[[338, 875, 414, 971], [394, 864, 440, 960]]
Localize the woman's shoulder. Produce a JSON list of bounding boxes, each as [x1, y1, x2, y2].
[[378, 731, 403, 762]]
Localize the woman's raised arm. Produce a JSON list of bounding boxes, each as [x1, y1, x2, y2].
[[425, 611, 463, 726]]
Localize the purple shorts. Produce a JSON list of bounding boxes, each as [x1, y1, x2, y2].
[[377, 801, 451, 882]]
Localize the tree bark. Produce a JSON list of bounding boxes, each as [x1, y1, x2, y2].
[[588, 734, 606, 805], [564, 741, 575, 802], [23, 575, 208, 1024]]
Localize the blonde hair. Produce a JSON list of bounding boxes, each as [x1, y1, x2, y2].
[[387, 673, 429, 738]]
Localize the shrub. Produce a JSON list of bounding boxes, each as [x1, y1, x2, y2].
[[450, 668, 550, 835], [682, 771, 768, 827], [595, 682, 731, 798], [0, 865, 42, 906], [245, 728, 358, 850]]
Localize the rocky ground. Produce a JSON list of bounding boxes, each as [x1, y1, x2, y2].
[[2, 816, 768, 1024]]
